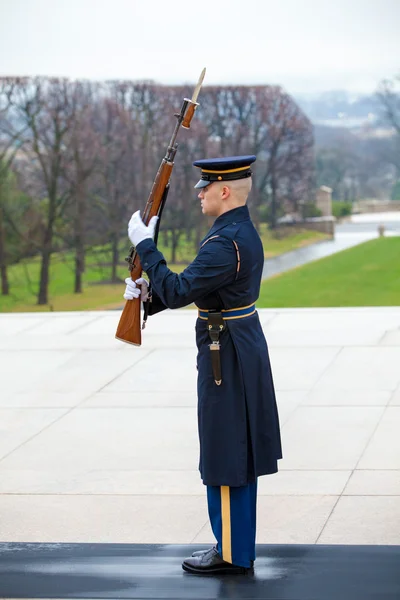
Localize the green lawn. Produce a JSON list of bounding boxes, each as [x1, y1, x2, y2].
[[0, 251, 188, 312], [157, 225, 328, 262], [258, 237, 400, 307], [257, 225, 328, 259], [0, 228, 327, 313]]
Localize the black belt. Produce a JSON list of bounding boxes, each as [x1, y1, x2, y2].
[[198, 303, 256, 320]]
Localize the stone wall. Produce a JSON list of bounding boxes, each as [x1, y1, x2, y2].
[[302, 216, 335, 237], [354, 200, 400, 213]]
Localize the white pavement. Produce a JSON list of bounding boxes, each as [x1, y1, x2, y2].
[[350, 211, 400, 224], [1, 308, 400, 547]]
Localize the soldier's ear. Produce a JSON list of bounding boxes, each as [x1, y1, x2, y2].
[[221, 185, 231, 199]]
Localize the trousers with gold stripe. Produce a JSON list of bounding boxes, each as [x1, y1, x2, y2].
[[207, 480, 257, 568]]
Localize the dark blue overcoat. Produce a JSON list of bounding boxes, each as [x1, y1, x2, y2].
[[136, 205, 282, 487]]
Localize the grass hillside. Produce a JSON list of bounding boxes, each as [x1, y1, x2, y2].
[[258, 237, 400, 307], [0, 228, 328, 312]]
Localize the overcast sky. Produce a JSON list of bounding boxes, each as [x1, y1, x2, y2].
[[0, 0, 399, 95]]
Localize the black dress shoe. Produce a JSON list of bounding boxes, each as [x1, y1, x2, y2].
[[191, 547, 254, 567], [182, 547, 253, 575]]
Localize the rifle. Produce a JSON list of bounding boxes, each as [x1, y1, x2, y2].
[[115, 68, 206, 346]]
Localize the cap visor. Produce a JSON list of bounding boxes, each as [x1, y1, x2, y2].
[[194, 179, 210, 189]]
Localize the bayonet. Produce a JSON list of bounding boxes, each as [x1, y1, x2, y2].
[[191, 67, 206, 104]]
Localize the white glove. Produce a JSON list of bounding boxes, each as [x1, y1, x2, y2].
[[128, 210, 158, 247], [123, 277, 150, 301]]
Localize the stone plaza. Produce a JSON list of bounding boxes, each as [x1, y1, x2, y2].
[[1, 307, 400, 547]]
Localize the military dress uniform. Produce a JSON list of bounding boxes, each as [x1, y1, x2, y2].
[[134, 156, 282, 574]]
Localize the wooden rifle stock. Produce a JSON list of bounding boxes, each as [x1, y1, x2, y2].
[[115, 161, 173, 346]]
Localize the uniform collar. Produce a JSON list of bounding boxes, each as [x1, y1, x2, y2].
[[206, 205, 250, 238]]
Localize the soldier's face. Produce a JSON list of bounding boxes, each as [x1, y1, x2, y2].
[[197, 182, 225, 217]]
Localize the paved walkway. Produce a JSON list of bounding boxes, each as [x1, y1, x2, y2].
[[263, 232, 375, 279], [1, 308, 400, 546], [263, 212, 400, 279]]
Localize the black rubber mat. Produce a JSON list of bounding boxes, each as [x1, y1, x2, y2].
[[0, 542, 399, 599]]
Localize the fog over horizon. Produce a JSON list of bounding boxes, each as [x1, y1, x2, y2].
[[1, 0, 399, 97]]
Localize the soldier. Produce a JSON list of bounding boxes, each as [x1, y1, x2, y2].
[[124, 155, 282, 575]]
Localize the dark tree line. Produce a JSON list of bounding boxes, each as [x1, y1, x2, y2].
[[0, 77, 314, 304]]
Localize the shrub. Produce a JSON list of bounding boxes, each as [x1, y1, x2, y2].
[[302, 203, 322, 218], [332, 201, 352, 218], [391, 181, 400, 201], [258, 203, 285, 224]]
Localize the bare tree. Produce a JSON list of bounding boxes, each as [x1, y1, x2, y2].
[[93, 91, 135, 282], [12, 78, 76, 305], [0, 77, 33, 295], [63, 81, 99, 293], [378, 75, 400, 134], [377, 74, 400, 175], [247, 86, 313, 227]]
